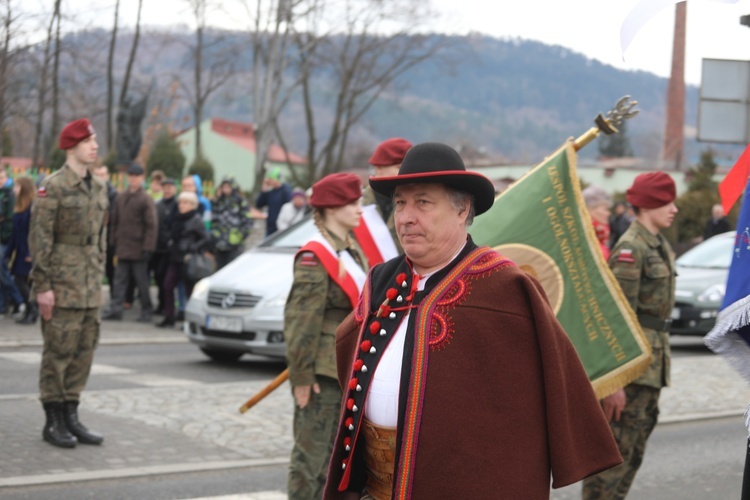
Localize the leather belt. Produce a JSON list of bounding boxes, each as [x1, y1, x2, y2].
[[55, 234, 94, 246], [362, 418, 396, 500], [637, 314, 672, 332]]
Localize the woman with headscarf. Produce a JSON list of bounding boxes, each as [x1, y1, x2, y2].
[[285, 172, 369, 500], [157, 191, 211, 328]]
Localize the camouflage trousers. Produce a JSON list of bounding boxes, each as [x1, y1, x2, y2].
[[39, 307, 100, 403], [582, 384, 661, 500], [288, 376, 342, 500]]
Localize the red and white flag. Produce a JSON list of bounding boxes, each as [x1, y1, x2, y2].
[[353, 205, 399, 266]]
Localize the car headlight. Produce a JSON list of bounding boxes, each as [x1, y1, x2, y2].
[[265, 293, 288, 309], [697, 283, 725, 303], [191, 278, 211, 302]]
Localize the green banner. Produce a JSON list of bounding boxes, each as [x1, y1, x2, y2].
[[469, 142, 650, 399]]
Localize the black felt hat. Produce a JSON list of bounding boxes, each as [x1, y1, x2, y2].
[[369, 142, 496, 215]]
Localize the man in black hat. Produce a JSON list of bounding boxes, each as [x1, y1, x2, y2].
[[103, 163, 157, 322], [324, 143, 621, 499]]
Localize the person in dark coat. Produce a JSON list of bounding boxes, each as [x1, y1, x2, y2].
[[256, 168, 292, 236], [103, 163, 157, 322], [3, 176, 37, 324], [703, 203, 731, 240], [609, 200, 633, 248], [157, 191, 211, 328], [93, 165, 118, 300], [153, 178, 178, 314]]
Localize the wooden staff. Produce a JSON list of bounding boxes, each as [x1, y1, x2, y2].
[[238, 368, 290, 414]]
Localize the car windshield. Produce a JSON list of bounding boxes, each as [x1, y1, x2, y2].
[[260, 217, 318, 248], [676, 233, 735, 269]]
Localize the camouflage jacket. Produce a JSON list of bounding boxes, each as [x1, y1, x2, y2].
[[609, 219, 676, 388], [361, 185, 401, 253], [29, 164, 108, 309], [284, 232, 368, 387]]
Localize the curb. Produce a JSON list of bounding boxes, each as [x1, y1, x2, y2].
[[0, 337, 187, 348], [0, 457, 289, 488]]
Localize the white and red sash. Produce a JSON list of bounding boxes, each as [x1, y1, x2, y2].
[[353, 204, 399, 266], [297, 233, 367, 309]]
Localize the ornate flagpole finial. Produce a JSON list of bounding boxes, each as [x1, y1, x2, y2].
[[574, 95, 640, 151]]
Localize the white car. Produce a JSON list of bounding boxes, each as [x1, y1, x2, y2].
[[184, 217, 317, 361]]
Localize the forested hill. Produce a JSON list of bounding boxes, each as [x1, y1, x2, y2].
[[56, 30, 711, 165], [367, 34, 699, 163]]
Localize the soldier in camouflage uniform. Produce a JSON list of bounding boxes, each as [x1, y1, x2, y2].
[[361, 138, 412, 254], [582, 172, 678, 499], [285, 173, 369, 500], [30, 118, 108, 449]]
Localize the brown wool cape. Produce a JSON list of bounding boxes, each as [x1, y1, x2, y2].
[[324, 240, 622, 499]]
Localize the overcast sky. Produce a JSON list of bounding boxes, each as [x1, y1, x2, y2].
[[55, 0, 750, 85]]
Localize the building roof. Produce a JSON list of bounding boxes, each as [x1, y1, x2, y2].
[[210, 118, 307, 165], [1, 157, 33, 171]]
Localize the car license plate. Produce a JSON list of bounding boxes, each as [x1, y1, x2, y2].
[[207, 315, 242, 333], [671, 307, 680, 320]]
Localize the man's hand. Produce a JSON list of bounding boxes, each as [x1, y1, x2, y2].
[[601, 388, 626, 422], [293, 383, 321, 409], [37, 290, 55, 321]]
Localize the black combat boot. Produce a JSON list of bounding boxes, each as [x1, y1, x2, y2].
[[16, 301, 38, 325], [63, 400, 104, 445], [42, 402, 77, 448]]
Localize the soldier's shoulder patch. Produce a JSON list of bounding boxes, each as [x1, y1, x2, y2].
[[298, 252, 319, 267], [37, 186, 47, 198], [616, 248, 636, 263]]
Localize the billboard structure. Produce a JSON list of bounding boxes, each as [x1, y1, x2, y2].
[[698, 58, 750, 144]]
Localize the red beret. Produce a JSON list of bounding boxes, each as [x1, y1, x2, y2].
[[368, 138, 412, 167], [59, 118, 95, 150], [310, 173, 362, 209], [626, 172, 676, 209]]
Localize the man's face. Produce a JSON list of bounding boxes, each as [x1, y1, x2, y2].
[[221, 183, 233, 196], [712, 205, 724, 219], [70, 134, 98, 166], [181, 177, 196, 193], [163, 183, 177, 199], [128, 174, 144, 192], [643, 202, 678, 230], [94, 166, 110, 183], [393, 183, 469, 271]]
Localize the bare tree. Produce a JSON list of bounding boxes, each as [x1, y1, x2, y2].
[[31, 0, 61, 167], [50, 1, 61, 140], [106, 0, 120, 151], [181, 0, 240, 161], [0, 0, 23, 158], [290, 0, 441, 184], [119, 0, 142, 108], [243, 0, 303, 192]]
